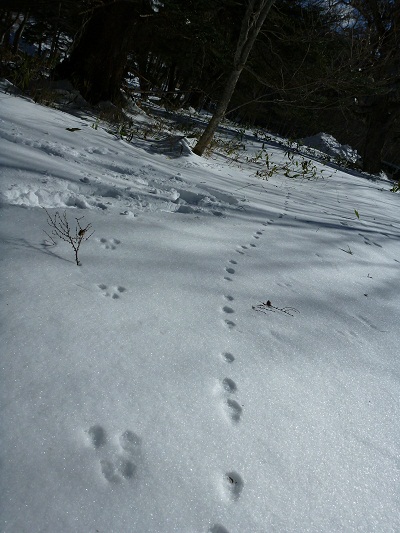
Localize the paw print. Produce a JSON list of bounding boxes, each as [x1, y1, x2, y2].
[[98, 238, 121, 250], [87, 425, 142, 483], [98, 284, 126, 299]]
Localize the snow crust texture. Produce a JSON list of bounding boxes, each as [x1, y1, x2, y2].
[[1, 81, 400, 533]]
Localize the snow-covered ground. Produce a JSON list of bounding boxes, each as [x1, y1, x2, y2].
[[1, 80, 399, 533]]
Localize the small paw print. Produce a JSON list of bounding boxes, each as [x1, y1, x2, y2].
[[100, 456, 136, 482], [98, 284, 126, 299], [98, 237, 121, 250], [87, 425, 142, 483]]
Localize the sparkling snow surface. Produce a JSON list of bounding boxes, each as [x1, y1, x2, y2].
[[1, 83, 399, 533]]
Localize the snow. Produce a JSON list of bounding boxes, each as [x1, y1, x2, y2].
[[1, 80, 399, 533], [301, 132, 360, 164]]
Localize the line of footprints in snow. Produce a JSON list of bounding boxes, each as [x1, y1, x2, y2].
[[213, 200, 288, 533], [91, 195, 290, 533], [215, 187, 392, 531], [87, 192, 394, 532]]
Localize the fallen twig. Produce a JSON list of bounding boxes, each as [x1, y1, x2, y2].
[[252, 300, 299, 317]]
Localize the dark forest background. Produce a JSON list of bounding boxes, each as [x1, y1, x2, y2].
[[1, 0, 399, 173]]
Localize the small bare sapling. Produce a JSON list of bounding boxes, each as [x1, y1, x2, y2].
[[43, 208, 94, 265]]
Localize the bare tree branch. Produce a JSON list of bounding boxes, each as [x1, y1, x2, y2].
[[43, 208, 94, 266]]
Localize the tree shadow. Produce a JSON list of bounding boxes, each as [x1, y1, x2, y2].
[[0, 236, 74, 264]]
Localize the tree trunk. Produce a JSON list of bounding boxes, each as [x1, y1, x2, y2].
[[0, 11, 18, 46], [351, 0, 400, 173], [193, 0, 276, 156], [182, 87, 204, 110], [12, 11, 29, 54], [54, 1, 148, 104], [193, 69, 242, 154], [49, 3, 62, 63], [49, 29, 60, 63], [361, 95, 395, 174], [165, 63, 177, 100], [135, 52, 151, 101]]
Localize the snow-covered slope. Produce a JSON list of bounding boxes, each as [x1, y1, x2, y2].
[[1, 82, 399, 533]]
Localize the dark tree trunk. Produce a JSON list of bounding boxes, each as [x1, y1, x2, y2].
[[12, 11, 29, 54], [49, 2, 60, 61], [0, 10, 16, 46], [193, 0, 276, 156], [0, 11, 18, 46], [183, 88, 205, 110], [137, 52, 152, 101], [54, 1, 148, 104], [361, 95, 396, 174], [351, 0, 400, 173], [49, 29, 60, 63], [166, 63, 177, 98], [193, 68, 243, 155]]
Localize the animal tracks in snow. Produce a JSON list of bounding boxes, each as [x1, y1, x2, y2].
[[87, 425, 142, 484], [218, 221, 272, 423], [224, 265, 235, 280], [233, 222, 270, 258], [213, 219, 274, 509], [221, 352, 235, 363], [209, 525, 231, 533], [223, 471, 244, 501], [215, 471, 244, 504], [88, 424, 106, 449], [222, 377, 237, 394], [224, 319, 236, 330], [98, 237, 121, 250], [225, 399, 242, 424], [98, 284, 126, 299]]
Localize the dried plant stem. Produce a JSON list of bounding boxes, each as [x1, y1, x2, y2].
[[43, 208, 94, 266], [252, 300, 299, 317]]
